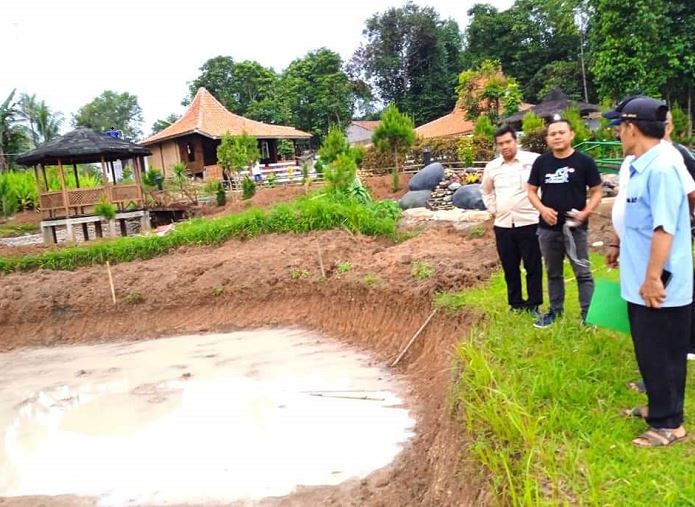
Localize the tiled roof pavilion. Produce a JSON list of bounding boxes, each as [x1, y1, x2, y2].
[[140, 87, 311, 145]]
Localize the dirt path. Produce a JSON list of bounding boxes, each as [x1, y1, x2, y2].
[[1, 220, 497, 506]]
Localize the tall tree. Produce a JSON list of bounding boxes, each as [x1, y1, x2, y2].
[[187, 57, 279, 118], [73, 90, 144, 140], [371, 104, 415, 192], [457, 60, 522, 121], [281, 48, 353, 144], [151, 113, 181, 135], [0, 90, 30, 171], [351, 2, 463, 125], [589, 0, 670, 101], [463, 0, 587, 102], [19, 93, 63, 147]]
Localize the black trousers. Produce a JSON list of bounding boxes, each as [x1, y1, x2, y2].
[[494, 224, 543, 309], [628, 302, 691, 429]]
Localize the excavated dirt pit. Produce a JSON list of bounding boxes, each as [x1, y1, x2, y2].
[[1, 213, 583, 506], [0, 329, 414, 506]]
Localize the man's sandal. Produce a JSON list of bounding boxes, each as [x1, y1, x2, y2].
[[627, 380, 646, 393], [632, 427, 687, 448], [622, 406, 647, 419]]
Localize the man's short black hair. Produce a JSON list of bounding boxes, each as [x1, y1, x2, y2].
[[546, 117, 573, 132], [494, 125, 516, 141], [626, 119, 665, 139]]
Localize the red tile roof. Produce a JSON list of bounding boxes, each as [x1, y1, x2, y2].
[[350, 120, 381, 130], [415, 107, 474, 139], [141, 88, 311, 145]]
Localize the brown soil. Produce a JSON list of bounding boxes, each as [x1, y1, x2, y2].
[[1, 218, 497, 506]]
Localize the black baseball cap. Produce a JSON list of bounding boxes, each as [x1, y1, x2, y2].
[[603, 95, 668, 126]]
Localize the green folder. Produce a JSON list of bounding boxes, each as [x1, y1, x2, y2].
[[585, 278, 631, 334]]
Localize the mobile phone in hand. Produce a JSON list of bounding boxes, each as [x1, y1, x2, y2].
[[661, 269, 673, 288]]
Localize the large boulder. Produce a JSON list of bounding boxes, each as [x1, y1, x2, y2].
[[399, 190, 432, 210], [452, 184, 486, 210], [408, 162, 445, 191]]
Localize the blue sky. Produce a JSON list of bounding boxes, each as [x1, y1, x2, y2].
[[2, 0, 514, 136]]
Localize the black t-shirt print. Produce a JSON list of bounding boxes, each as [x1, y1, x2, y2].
[[528, 150, 602, 231]]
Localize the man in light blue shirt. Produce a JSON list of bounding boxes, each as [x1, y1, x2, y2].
[[605, 96, 692, 447]]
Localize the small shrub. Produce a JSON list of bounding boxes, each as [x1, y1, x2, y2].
[[123, 291, 144, 305], [241, 176, 256, 200], [95, 197, 117, 221], [337, 261, 352, 273], [363, 273, 379, 287], [215, 183, 226, 206], [265, 172, 277, 188], [290, 268, 310, 279], [467, 224, 486, 239], [411, 260, 434, 280], [212, 286, 224, 296]]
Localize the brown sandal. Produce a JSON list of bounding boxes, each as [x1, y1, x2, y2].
[[632, 427, 687, 448]]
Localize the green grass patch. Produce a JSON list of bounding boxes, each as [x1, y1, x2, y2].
[[0, 223, 39, 238], [0, 194, 401, 274], [438, 255, 695, 505]]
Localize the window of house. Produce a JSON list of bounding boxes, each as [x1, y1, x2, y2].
[[261, 141, 270, 160], [186, 143, 195, 162]]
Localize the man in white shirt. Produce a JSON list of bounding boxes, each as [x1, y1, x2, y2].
[[481, 126, 542, 312]]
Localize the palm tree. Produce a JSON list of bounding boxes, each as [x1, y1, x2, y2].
[[0, 89, 30, 172], [19, 93, 63, 147]]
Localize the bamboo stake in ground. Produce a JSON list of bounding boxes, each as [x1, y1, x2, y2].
[[391, 308, 438, 367], [316, 238, 326, 279], [106, 261, 116, 304]]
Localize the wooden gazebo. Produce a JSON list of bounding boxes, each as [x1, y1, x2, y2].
[[16, 127, 152, 243], [502, 87, 600, 130]]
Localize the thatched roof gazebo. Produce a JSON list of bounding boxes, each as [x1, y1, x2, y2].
[[16, 127, 152, 243], [502, 87, 600, 130]]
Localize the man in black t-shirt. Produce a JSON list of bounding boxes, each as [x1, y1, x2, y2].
[[527, 118, 603, 328]]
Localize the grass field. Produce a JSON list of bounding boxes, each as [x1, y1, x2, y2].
[[439, 256, 695, 506]]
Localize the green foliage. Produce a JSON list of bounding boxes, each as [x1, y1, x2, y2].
[[318, 125, 351, 165], [411, 260, 434, 280], [670, 103, 690, 143], [337, 261, 352, 274], [372, 104, 416, 191], [473, 114, 495, 140], [0, 223, 38, 238], [463, 1, 586, 103], [562, 106, 590, 145], [457, 60, 522, 121], [521, 111, 545, 134], [290, 268, 310, 280], [458, 136, 475, 167], [351, 3, 463, 125], [363, 273, 380, 287], [18, 93, 63, 147], [324, 153, 357, 194], [0, 170, 37, 215], [466, 224, 486, 239], [215, 183, 227, 206], [151, 113, 180, 135], [282, 48, 353, 143], [277, 139, 295, 159], [0, 194, 402, 273], [265, 172, 277, 188], [347, 178, 371, 204], [142, 168, 163, 188], [186, 57, 280, 119], [590, 0, 670, 101], [241, 176, 256, 200], [94, 197, 117, 221], [122, 291, 144, 305], [217, 132, 260, 173], [211, 286, 224, 296], [0, 89, 31, 171], [73, 90, 143, 140], [438, 255, 695, 504]]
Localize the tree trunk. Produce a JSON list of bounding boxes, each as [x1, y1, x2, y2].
[[391, 146, 400, 193], [689, 84, 693, 140]]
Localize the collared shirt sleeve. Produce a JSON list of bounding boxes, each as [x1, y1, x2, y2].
[[649, 166, 683, 235], [480, 161, 497, 214]]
